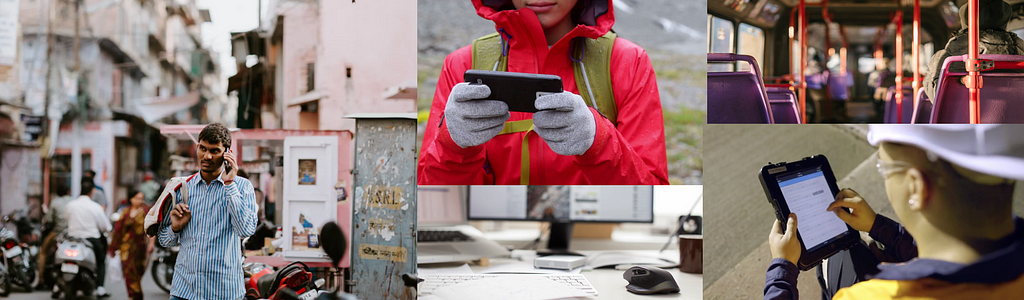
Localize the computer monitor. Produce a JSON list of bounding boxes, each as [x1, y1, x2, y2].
[[468, 186, 654, 255]]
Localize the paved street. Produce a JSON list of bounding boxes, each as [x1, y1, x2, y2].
[[6, 258, 170, 300]]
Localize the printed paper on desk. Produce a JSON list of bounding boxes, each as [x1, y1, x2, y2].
[[431, 276, 592, 300], [418, 263, 474, 276], [480, 262, 583, 274]]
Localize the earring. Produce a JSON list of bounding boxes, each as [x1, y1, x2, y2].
[[908, 198, 916, 207]]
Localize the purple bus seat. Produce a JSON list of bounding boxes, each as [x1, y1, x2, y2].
[[766, 87, 800, 124], [931, 54, 1024, 123], [883, 86, 914, 124], [911, 88, 933, 124], [828, 71, 854, 101], [707, 53, 774, 124]]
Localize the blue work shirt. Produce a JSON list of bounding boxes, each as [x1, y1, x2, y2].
[[159, 173, 258, 300], [765, 215, 1024, 300]]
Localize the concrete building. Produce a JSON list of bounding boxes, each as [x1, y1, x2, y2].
[[7, 0, 223, 215], [232, 0, 416, 133]]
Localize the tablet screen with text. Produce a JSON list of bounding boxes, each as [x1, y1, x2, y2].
[[777, 167, 848, 250]]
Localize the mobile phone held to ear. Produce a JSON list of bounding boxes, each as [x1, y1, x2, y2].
[[224, 150, 233, 173], [464, 70, 563, 113]]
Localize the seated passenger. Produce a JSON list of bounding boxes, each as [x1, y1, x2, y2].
[[924, 0, 1024, 100]]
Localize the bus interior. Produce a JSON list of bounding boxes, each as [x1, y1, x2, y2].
[[708, 0, 1024, 123]]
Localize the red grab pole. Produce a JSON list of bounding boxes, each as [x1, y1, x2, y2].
[[840, 25, 849, 74], [895, 11, 904, 123], [799, 0, 807, 123], [789, 6, 798, 84], [968, 0, 981, 123], [913, 0, 921, 97]]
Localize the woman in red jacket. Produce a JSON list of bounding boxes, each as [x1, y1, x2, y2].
[[418, 0, 668, 185]]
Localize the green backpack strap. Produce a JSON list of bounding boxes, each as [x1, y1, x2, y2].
[[571, 31, 618, 125], [472, 33, 509, 72]]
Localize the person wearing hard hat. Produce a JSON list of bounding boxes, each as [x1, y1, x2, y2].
[[765, 125, 1024, 300]]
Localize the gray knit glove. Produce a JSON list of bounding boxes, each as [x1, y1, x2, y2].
[[444, 83, 511, 148], [533, 92, 596, 156]]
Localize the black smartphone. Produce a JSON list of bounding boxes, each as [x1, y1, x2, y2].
[[224, 150, 233, 173], [464, 69, 563, 113]]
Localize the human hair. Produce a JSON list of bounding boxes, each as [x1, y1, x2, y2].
[[80, 179, 95, 196], [83, 170, 96, 179], [55, 183, 70, 197], [127, 186, 142, 202], [198, 123, 232, 149]]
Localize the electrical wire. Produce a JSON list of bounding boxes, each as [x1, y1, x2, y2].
[[659, 192, 703, 253]]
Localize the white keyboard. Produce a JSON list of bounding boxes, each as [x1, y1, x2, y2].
[[419, 274, 599, 297]]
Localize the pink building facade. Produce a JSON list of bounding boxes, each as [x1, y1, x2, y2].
[[275, 0, 417, 132]]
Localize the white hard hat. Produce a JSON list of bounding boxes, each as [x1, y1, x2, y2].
[[867, 125, 1024, 182]]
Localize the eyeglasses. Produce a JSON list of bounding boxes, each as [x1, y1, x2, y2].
[[876, 156, 914, 178]]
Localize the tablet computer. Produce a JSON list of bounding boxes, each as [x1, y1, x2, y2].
[[464, 70, 563, 113], [758, 155, 858, 270]]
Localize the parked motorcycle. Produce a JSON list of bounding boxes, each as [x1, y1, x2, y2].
[[244, 261, 325, 300], [151, 243, 178, 293], [0, 216, 37, 292], [53, 235, 97, 300]]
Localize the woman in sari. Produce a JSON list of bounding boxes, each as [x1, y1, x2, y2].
[[108, 188, 155, 299]]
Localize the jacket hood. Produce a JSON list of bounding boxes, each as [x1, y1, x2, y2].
[[473, 0, 615, 39], [959, 0, 1012, 31]]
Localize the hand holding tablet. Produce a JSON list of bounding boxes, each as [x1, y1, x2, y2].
[[759, 155, 859, 270], [769, 213, 801, 265]]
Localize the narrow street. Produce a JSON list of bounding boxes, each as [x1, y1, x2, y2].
[[6, 258, 169, 300]]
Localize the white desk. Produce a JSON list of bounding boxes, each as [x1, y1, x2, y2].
[[418, 250, 702, 300]]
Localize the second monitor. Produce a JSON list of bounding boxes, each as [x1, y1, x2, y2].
[[468, 186, 654, 256]]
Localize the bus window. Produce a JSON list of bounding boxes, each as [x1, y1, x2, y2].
[[710, 16, 735, 71], [737, 23, 765, 72], [858, 56, 876, 74], [1012, 28, 1024, 41]]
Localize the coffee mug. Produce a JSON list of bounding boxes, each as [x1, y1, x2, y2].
[[679, 234, 703, 274]]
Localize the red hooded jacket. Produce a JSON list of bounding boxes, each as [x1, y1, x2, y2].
[[418, 0, 668, 185]]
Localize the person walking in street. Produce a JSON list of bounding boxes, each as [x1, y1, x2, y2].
[[84, 170, 109, 211], [66, 179, 112, 297], [36, 184, 72, 291], [138, 171, 162, 206], [108, 188, 154, 300], [157, 123, 258, 300]]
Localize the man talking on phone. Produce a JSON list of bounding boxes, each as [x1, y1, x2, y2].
[[158, 123, 258, 300]]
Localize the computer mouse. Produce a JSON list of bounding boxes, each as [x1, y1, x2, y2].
[[623, 266, 681, 295]]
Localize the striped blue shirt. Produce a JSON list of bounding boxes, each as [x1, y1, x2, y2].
[[158, 173, 257, 300]]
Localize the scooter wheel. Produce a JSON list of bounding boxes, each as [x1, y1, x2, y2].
[[0, 275, 9, 297]]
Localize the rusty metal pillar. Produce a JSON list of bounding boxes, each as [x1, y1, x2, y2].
[[346, 113, 418, 300]]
